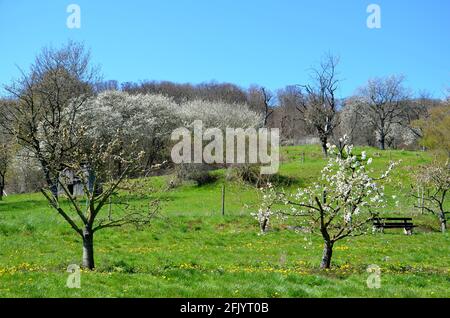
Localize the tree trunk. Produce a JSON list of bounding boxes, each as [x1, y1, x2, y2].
[[320, 137, 328, 158], [439, 213, 447, 233], [82, 227, 95, 270], [43, 167, 59, 199], [320, 241, 333, 269], [0, 174, 4, 200], [379, 134, 385, 150]]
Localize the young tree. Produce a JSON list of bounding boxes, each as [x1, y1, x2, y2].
[[412, 161, 449, 233], [41, 108, 159, 270], [0, 41, 98, 198], [2, 42, 158, 269], [356, 75, 410, 150], [254, 137, 397, 268], [296, 54, 341, 156]]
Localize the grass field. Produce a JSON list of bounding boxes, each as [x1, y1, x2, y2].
[[0, 145, 449, 297]]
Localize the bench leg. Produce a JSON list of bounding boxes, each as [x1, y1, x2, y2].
[[404, 228, 412, 235]]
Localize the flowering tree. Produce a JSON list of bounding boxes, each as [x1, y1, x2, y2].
[[86, 91, 180, 175], [40, 105, 160, 270], [178, 99, 263, 130], [412, 161, 449, 233], [254, 137, 397, 268]]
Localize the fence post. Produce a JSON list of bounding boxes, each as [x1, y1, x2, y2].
[[221, 183, 225, 216], [108, 196, 112, 221], [421, 187, 424, 214]]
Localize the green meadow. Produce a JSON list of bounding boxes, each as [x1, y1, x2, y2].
[[0, 145, 449, 297]]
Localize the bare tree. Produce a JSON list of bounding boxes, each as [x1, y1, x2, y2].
[[339, 97, 376, 146], [247, 85, 274, 127], [1, 41, 99, 198], [42, 132, 159, 269], [412, 161, 449, 233], [356, 75, 410, 150], [296, 54, 341, 156], [276, 85, 311, 143], [94, 80, 119, 93], [123, 80, 248, 105], [1, 42, 160, 269]]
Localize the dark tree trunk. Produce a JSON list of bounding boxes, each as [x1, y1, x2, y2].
[[320, 241, 333, 269], [117, 160, 122, 179], [379, 134, 385, 150], [82, 227, 95, 270], [43, 166, 59, 199]]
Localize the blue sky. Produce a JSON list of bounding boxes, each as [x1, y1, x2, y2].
[[0, 0, 449, 98]]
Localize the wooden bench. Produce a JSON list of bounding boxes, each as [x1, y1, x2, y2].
[[372, 217, 416, 235]]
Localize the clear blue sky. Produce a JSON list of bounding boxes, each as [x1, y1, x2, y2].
[[1, 0, 449, 98]]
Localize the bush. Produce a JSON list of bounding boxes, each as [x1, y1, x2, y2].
[[233, 164, 261, 185], [232, 164, 296, 187], [175, 163, 217, 186]]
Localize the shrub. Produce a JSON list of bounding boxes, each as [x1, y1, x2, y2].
[[175, 163, 217, 186], [232, 164, 295, 187]]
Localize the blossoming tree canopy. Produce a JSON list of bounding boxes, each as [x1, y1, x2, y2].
[[254, 136, 398, 268]]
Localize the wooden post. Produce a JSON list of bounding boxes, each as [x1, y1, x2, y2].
[[108, 196, 112, 221], [301, 152, 305, 164], [421, 187, 424, 215], [221, 183, 225, 216], [417, 186, 420, 213]]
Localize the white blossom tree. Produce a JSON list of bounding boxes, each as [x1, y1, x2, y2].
[[254, 136, 398, 268], [178, 99, 263, 130], [86, 91, 180, 175]]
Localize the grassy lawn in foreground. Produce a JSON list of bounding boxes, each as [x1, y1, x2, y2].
[[0, 145, 449, 297]]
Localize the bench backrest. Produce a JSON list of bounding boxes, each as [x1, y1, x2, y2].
[[373, 217, 412, 222]]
